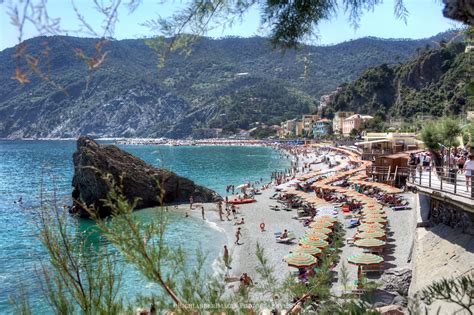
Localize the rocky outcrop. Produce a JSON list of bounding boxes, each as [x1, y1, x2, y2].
[[71, 137, 221, 217], [380, 268, 412, 296]]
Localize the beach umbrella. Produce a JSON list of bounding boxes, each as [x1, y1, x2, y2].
[[354, 238, 386, 248], [363, 217, 387, 224], [291, 245, 322, 256], [283, 252, 318, 268], [356, 230, 386, 239], [364, 213, 387, 219], [308, 227, 332, 235], [358, 224, 384, 231], [304, 230, 329, 240], [314, 215, 337, 222], [309, 221, 333, 228], [348, 253, 384, 265], [299, 237, 329, 248]]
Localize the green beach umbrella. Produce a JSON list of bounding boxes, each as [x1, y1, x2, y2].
[[348, 253, 384, 265], [309, 221, 333, 228], [283, 252, 318, 268], [309, 227, 333, 235], [363, 217, 387, 224], [299, 237, 329, 248], [362, 209, 385, 214], [358, 224, 384, 231], [291, 245, 322, 256], [364, 213, 387, 218], [356, 230, 386, 239], [304, 230, 329, 240], [354, 238, 386, 248], [314, 215, 337, 222]]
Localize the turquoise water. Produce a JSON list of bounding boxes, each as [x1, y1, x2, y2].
[[0, 141, 290, 313]]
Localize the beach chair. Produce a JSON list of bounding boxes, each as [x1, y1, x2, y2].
[[346, 238, 355, 246], [362, 264, 384, 275], [347, 219, 360, 228], [275, 232, 296, 244]]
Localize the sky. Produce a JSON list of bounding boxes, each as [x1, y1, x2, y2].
[[0, 0, 461, 51]]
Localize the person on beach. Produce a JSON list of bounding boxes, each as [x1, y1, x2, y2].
[[464, 154, 474, 191], [218, 200, 224, 221], [280, 229, 288, 240], [235, 227, 242, 245], [231, 204, 237, 218], [260, 221, 266, 232], [189, 195, 193, 209], [184, 212, 189, 218], [201, 206, 205, 220], [234, 218, 245, 225], [239, 273, 253, 287], [223, 245, 230, 269]]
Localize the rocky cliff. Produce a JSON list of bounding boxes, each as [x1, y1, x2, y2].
[[323, 42, 471, 119], [71, 137, 221, 217]]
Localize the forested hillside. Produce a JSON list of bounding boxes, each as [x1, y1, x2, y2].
[[0, 33, 456, 138], [322, 42, 472, 125]]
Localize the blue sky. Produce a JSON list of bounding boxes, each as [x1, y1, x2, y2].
[[0, 0, 460, 51]]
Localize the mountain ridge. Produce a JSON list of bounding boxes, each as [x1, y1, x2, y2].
[[0, 31, 457, 139]]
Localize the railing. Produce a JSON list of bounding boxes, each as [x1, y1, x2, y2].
[[408, 166, 474, 200], [365, 165, 474, 200]]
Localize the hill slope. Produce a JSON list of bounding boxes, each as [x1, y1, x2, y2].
[[0, 33, 456, 138], [322, 42, 472, 121]]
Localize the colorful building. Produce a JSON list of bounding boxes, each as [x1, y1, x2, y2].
[[302, 114, 320, 135], [333, 111, 354, 134], [342, 114, 373, 136], [313, 118, 332, 137]]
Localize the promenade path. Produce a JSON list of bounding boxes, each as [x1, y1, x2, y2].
[[410, 168, 474, 205]]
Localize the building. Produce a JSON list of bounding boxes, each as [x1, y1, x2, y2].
[[302, 115, 320, 135], [279, 119, 305, 138], [313, 118, 332, 137], [280, 120, 297, 138], [342, 114, 373, 136], [333, 111, 354, 134], [356, 132, 424, 160], [295, 121, 304, 137]]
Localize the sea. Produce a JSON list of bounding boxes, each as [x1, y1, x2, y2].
[[0, 140, 291, 313]]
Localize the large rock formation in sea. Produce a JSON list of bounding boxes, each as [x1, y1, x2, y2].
[[71, 137, 221, 217]]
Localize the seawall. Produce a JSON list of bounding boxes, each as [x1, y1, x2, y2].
[[409, 193, 474, 314]]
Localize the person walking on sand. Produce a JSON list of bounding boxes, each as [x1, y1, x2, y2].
[[218, 200, 224, 221], [223, 245, 231, 269], [235, 227, 242, 245], [201, 206, 205, 220], [189, 195, 193, 209]]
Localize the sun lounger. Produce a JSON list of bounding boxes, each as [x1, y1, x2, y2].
[[392, 205, 410, 211], [346, 238, 355, 246], [347, 219, 360, 228], [275, 232, 296, 244], [362, 264, 384, 275]]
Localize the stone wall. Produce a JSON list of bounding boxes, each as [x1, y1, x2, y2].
[[409, 194, 474, 314], [429, 198, 474, 235]]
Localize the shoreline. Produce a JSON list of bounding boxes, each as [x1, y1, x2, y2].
[[202, 148, 323, 284]]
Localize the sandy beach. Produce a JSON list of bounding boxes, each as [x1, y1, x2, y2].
[[186, 145, 417, 305]]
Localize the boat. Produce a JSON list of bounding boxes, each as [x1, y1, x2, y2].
[[227, 198, 256, 205]]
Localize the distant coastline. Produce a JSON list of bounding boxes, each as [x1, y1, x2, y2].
[[0, 138, 297, 146]]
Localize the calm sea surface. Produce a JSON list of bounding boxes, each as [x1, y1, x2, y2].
[[0, 140, 290, 313]]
